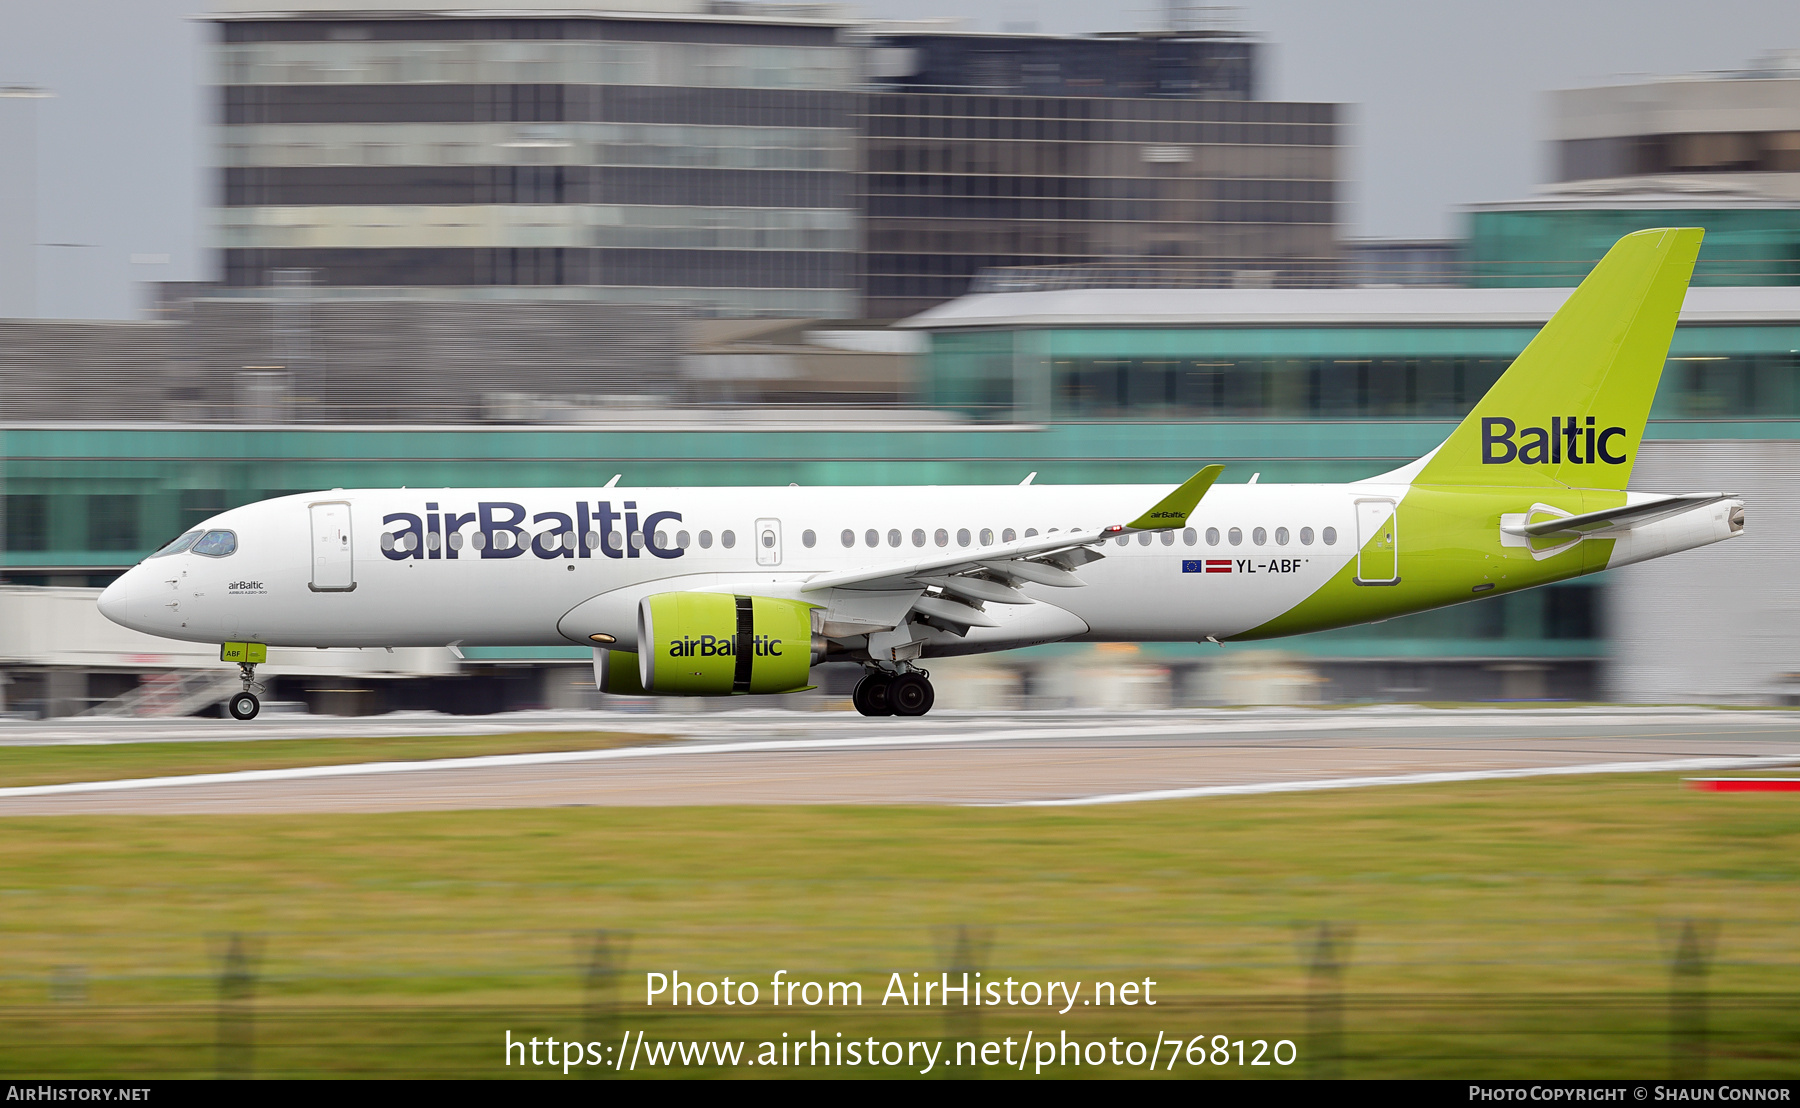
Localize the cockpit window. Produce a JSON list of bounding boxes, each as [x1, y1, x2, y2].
[[192, 530, 238, 557], [149, 531, 203, 558]]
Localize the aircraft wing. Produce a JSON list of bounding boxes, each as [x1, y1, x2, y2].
[[800, 465, 1223, 596], [1504, 492, 1736, 538]]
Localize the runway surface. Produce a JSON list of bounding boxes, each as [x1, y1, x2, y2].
[[3, 706, 1800, 814]]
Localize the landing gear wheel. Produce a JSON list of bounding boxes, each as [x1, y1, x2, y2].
[[228, 692, 260, 721], [889, 673, 935, 717], [852, 673, 893, 717]]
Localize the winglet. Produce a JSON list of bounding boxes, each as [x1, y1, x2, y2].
[[1127, 465, 1224, 531]]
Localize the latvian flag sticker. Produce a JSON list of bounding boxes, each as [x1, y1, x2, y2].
[[1182, 559, 1234, 574]]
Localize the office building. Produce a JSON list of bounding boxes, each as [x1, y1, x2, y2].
[[213, 0, 861, 317]]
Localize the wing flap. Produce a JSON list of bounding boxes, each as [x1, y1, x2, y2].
[[801, 466, 1222, 595]]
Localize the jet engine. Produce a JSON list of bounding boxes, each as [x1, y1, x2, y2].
[[634, 592, 823, 695]]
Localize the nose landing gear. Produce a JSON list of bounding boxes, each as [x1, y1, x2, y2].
[[228, 661, 261, 720], [852, 667, 935, 718]]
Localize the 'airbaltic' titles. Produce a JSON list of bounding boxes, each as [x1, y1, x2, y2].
[[1482, 416, 1628, 465], [381, 500, 684, 562]]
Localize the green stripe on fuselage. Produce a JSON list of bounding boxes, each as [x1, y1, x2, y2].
[[1232, 485, 1620, 641]]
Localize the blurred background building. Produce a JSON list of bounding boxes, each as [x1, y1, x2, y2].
[[1, 3, 1797, 716]]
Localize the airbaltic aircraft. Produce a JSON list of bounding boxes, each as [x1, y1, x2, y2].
[[99, 228, 1743, 720]]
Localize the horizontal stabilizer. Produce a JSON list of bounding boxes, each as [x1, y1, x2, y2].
[[1503, 493, 1736, 538]]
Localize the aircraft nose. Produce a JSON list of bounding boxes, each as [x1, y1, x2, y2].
[[97, 572, 137, 628]]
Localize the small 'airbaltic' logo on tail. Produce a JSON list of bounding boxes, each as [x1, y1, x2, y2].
[[1482, 417, 1629, 466]]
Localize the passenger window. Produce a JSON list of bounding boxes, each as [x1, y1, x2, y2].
[[1160, 531, 1174, 546], [677, 530, 691, 549], [583, 530, 598, 551], [760, 529, 776, 549], [1025, 528, 1039, 538], [980, 528, 994, 545], [1002, 528, 1016, 542], [912, 528, 926, 547], [1228, 527, 1243, 546], [1322, 526, 1337, 545], [699, 530, 713, 549], [1183, 528, 1197, 546], [471, 532, 488, 551], [1116, 535, 1129, 547], [604, 532, 622, 553], [1300, 527, 1314, 545], [449, 531, 466, 551], [840, 529, 854, 548], [887, 529, 902, 547], [1206, 527, 1220, 546], [721, 530, 736, 549], [630, 532, 646, 551], [957, 528, 971, 547], [427, 531, 443, 552], [802, 529, 816, 549], [193, 530, 237, 557], [1252, 527, 1267, 546], [934, 528, 948, 547], [150, 530, 202, 558], [865, 529, 879, 548], [1275, 527, 1289, 546], [1138, 533, 1152, 546]]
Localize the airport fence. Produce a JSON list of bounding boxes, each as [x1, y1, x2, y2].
[[1, 917, 1796, 1078]]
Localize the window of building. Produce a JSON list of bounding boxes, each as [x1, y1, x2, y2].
[[5, 494, 49, 553], [87, 495, 138, 552]]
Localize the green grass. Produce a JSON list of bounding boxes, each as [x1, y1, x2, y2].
[[0, 731, 663, 789], [1, 774, 1798, 1078]]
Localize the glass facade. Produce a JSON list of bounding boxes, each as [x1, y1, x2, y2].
[[1467, 207, 1800, 288], [928, 326, 1800, 421], [0, 422, 1609, 665], [859, 92, 1340, 318]]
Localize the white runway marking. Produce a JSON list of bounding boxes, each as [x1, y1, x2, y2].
[[1004, 755, 1800, 807]]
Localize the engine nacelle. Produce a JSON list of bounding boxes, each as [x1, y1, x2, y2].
[[637, 592, 821, 696]]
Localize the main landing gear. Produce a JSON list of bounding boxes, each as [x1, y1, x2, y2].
[[853, 668, 935, 718], [228, 661, 261, 720]]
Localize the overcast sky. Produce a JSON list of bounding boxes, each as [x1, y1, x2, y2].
[[2, 0, 1799, 319]]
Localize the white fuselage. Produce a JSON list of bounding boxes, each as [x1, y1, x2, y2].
[[97, 483, 1374, 653]]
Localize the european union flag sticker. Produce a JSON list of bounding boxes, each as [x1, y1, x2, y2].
[[1181, 560, 1204, 573]]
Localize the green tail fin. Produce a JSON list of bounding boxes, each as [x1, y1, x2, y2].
[[1416, 227, 1702, 490]]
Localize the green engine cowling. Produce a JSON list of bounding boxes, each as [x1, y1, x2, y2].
[[636, 592, 821, 696]]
